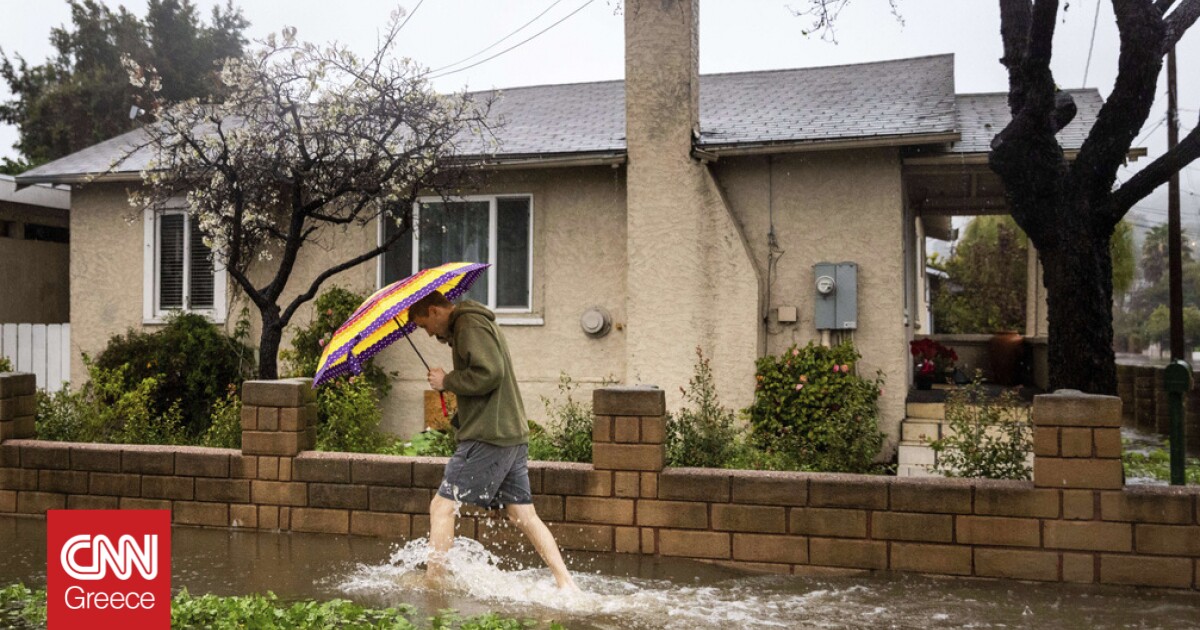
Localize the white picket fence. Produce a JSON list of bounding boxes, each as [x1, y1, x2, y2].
[[0, 323, 71, 392]]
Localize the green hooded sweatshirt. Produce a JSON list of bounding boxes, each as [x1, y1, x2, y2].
[[442, 300, 529, 446]]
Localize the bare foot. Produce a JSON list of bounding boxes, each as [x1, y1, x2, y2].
[[555, 576, 581, 593]]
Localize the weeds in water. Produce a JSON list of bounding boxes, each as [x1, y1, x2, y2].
[[0, 582, 563, 629], [1123, 441, 1200, 484]]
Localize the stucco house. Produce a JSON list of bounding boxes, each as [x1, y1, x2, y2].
[[13, 2, 1110, 453]]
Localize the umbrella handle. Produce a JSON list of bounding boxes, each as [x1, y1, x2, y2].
[[439, 392, 448, 418]]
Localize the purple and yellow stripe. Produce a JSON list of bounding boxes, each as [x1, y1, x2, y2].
[[312, 261, 490, 387]]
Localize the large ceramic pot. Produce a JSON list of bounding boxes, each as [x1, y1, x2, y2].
[[988, 330, 1024, 386]]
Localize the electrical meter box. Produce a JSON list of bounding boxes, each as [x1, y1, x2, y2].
[[813, 262, 858, 330]]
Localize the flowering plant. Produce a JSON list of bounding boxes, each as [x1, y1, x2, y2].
[[910, 338, 958, 377]]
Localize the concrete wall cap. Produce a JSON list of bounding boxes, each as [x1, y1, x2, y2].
[[594, 386, 666, 417], [1032, 391, 1122, 427], [243, 379, 316, 408]]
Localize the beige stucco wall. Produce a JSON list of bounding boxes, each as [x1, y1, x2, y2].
[[623, 0, 762, 413], [68, 184, 144, 382], [68, 169, 627, 438], [711, 150, 909, 455], [0, 200, 69, 323]]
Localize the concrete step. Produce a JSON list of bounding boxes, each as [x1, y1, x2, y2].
[[897, 441, 935, 467], [905, 402, 945, 420], [897, 463, 939, 478], [901, 420, 942, 443]]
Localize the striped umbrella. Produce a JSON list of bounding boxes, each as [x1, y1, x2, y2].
[[312, 262, 490, 410]]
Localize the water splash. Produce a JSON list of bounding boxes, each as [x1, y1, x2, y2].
[[338, 537, 873, 629]]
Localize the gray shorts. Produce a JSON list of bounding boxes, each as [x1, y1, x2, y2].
[[437, 440, 532, 509]]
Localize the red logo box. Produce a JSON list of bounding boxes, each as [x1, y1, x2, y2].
[[47, 510, 171, 629]]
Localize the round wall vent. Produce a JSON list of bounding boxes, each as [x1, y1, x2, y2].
[[580, 307, 612, 337]]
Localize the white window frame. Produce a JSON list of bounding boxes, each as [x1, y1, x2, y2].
[[142, 206, 227, 324], [377, 194, 535, 315]]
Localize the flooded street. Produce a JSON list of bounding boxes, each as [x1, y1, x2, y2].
[[4, 514, 1198, 628]]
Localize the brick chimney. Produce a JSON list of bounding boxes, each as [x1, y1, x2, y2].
[[623, 0, 760, 409]]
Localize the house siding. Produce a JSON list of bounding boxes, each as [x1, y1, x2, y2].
[[713, 149, 909, 455]]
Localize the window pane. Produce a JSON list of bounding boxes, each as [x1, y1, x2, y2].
[[189, 218, 214, 309], [417, 201, 489, 304], [159, 214, 185, 310], [382, 214, 413, 285], [496, 197, 530, 309]]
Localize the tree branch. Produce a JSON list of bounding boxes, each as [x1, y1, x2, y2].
[[1164, 0, 1200, 50], [1111, 115, 1200, 217], [280, 205, 414, 325], [1073, 0, 1165, 215], [999, 0, 1033, 115]]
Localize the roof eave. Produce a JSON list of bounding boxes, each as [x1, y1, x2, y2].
[[13, 171, 144, 188], [459, 151, 628, 170], [902, 146, 1148, 166], [702, 131, 961, 157]]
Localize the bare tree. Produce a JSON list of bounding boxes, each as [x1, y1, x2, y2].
[[122, 10, 495, 378], [794, 0, 1200, 393], [990, 0, 1200, 392]]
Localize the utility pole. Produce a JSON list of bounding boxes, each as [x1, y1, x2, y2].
[[1164, 47, 1189, 486]]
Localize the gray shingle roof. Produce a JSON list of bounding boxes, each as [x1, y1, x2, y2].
[[950, 89, 1104, 153], [24, 53, 1096, 184], [698, 54, 957, 148]]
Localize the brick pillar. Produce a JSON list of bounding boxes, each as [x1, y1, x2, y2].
[[241, 378, 316, 457], [0, 372, 36, 442], [240, 378, 316, 531], [1032, 390, 1123, 490], [592, 386, 666, 473]]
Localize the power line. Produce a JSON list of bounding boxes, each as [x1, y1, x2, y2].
[[397, 0, 424, 33], [427, 0, 567, 75], [427, 0, 596, 80], [1081, 0, 1102, 87]]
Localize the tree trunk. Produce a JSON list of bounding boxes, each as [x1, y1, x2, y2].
[[1038, 206, 1117, 394], [257, 310, 284, 380]]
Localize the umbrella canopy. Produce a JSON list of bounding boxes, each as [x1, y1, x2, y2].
[[312, 261, 490, 388]]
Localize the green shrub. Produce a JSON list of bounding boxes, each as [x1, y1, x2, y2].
[[536, 374, 595, 463], [747, 341, 885, 473], [929, 375, 1032, 480], [315, 376, 389, 453], [200, 386, 242, 449], [527, 420, 559, 461], [93, 312, 254, 437], [395, 427, 458, 457], [0, 355, 12, 372], [666, 347, 743, 468], [36, 357, 188, 445], [281, 286, 392, 396]]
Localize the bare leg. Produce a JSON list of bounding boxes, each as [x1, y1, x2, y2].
[[428, 495, 457, 583], [505, 503, 579, 591]]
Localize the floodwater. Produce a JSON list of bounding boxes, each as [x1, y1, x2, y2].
[[3, 514, 1198, 629]]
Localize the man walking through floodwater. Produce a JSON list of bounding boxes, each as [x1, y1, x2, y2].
[[410, 291, 579, 591]]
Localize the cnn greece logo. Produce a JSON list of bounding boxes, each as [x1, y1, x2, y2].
[[48, 510, 171, 629], [60, 533, 158, 581]]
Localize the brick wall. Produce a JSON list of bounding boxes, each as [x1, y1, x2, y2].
[[2, 373, 1198, 590], [1115, 363, 1200, 454]]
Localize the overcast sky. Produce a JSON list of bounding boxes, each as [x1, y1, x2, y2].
[[1, 0, 1196, 228]]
